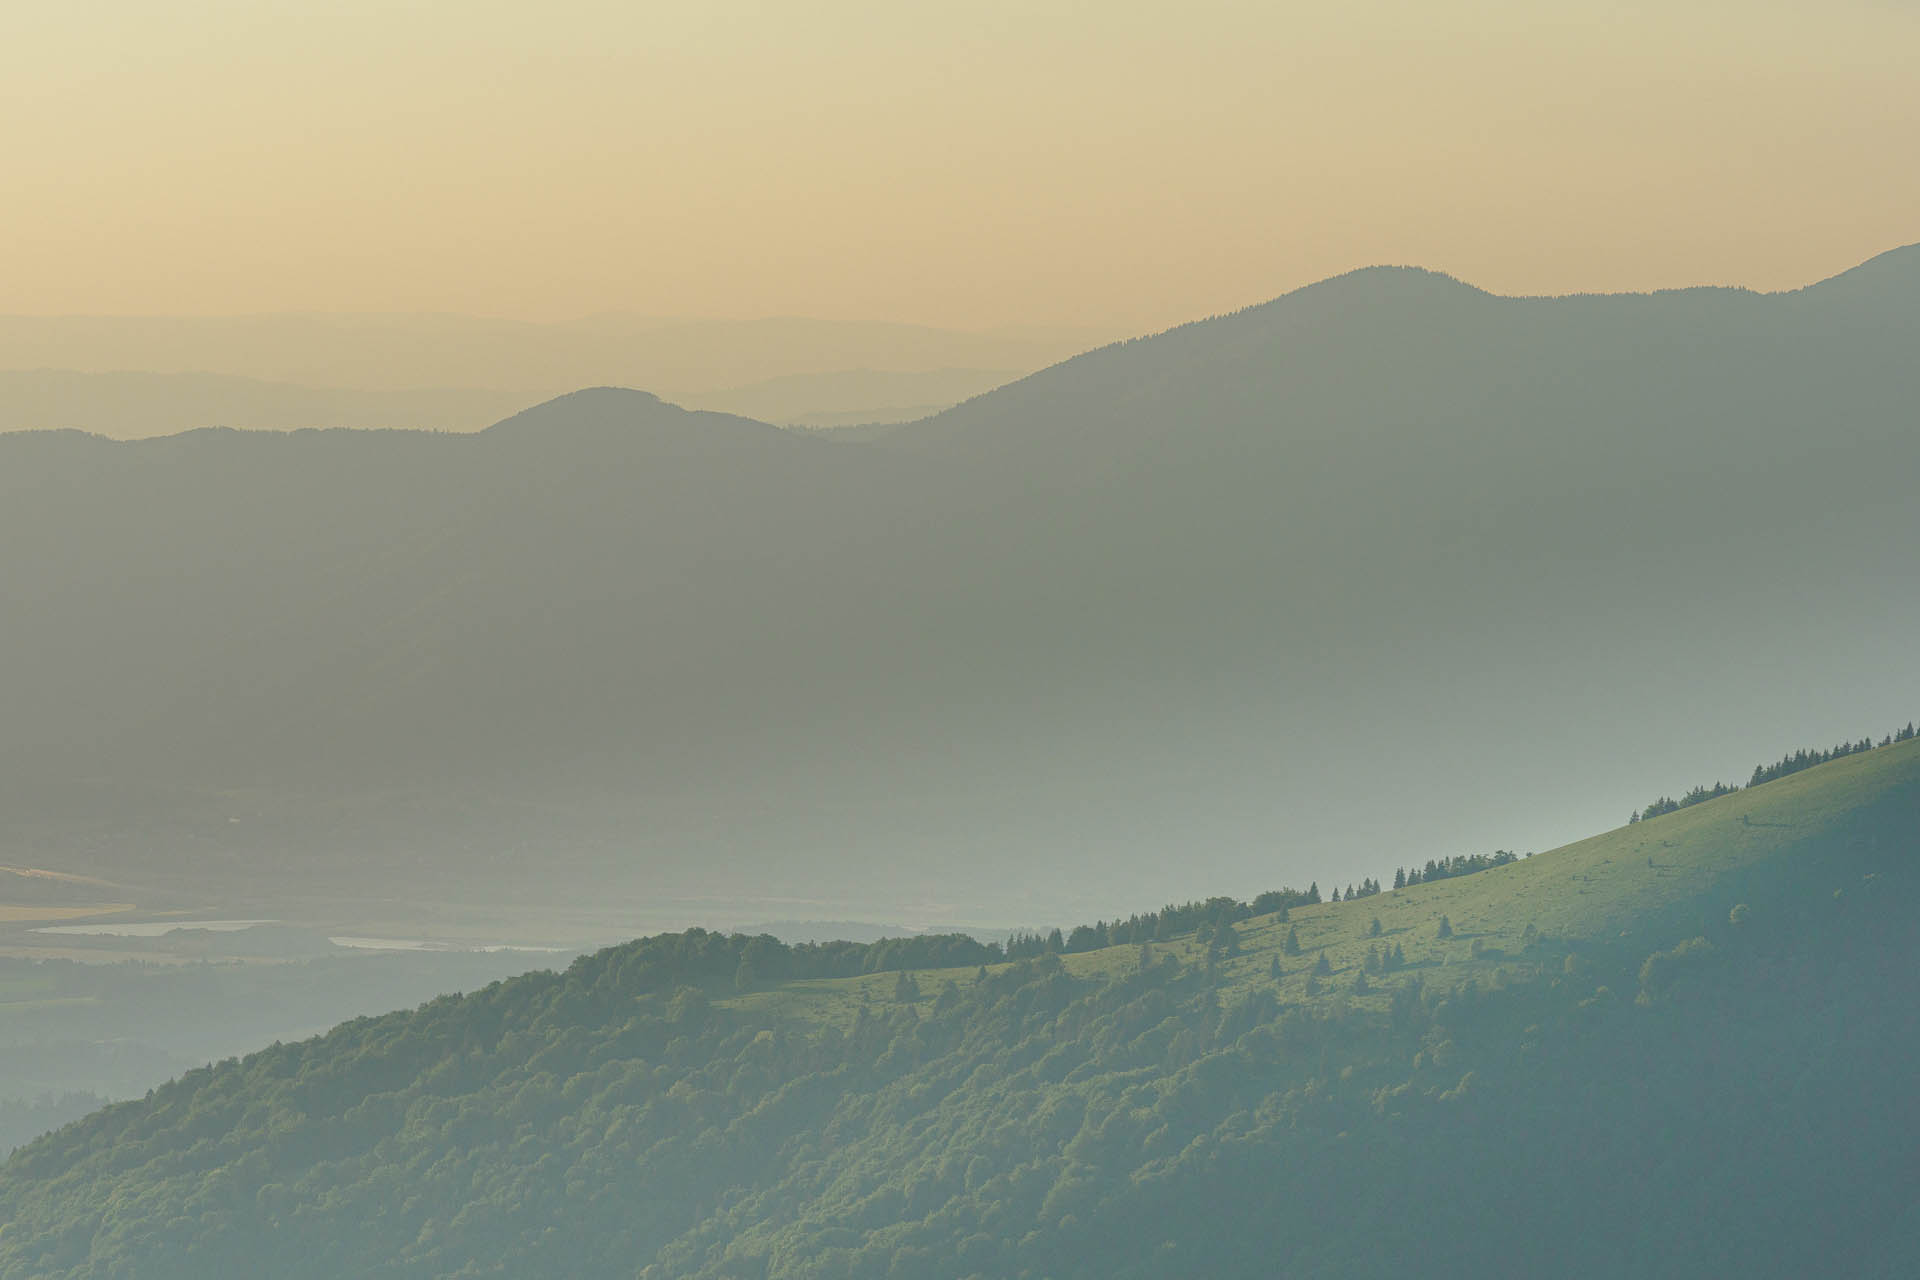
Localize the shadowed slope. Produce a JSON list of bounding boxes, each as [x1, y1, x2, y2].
[[1, 740, 1914, 1278]]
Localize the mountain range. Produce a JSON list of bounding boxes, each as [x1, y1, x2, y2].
[[1, 247, 1916, 927], [0, 314, 1104, 436]]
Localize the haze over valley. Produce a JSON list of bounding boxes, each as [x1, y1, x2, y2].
[[3, 247, 1915, 936], [6, 1, 1919, 1271], [0, 315, 1105, 437]]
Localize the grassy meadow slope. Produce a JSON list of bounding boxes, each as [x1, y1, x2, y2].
[[1, 737, 1914, 1278], [730, 733, 1918, 1022]]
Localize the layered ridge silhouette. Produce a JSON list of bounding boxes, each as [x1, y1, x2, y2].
[[2, 249, 1915, 920]]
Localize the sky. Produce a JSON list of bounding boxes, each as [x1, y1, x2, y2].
[[5, 0, 1917, 331]]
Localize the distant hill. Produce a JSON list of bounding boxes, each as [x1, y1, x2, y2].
[[0, 313, 1096, 437], [0, 250, 1916, 922], [0, 370, 541, 437], [0, 312, 1098, 404], [3, 738, 1914, 1278], [0, 364, 1036, 440]]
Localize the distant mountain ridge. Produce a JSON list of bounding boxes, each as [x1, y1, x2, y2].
[[0, 312, 1106, 436], [0, 247, 1916, 924], [0, 370, 543, 438], [480, 387, 800, 449], [0, 312, 1107, 393], [1786, 240, 1920, 300], [0, 366, 1031, 438]]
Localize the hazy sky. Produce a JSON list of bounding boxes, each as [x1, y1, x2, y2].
[[6, 0, 1916, 330]]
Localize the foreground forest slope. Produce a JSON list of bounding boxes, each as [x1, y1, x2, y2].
[[2, 738, 1916, 1278]]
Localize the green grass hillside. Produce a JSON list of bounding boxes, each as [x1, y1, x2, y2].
[[0, 736, 1915, 1279], [733, 736, 1920, 1026]]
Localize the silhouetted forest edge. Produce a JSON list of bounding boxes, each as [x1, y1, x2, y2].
[[1633, 722, 1915, 822]]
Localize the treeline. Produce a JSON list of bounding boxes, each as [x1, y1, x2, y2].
[[572, 928, 1006, 996], [593, 887, 1331, 993], [1631, 721, 1917, 824], [960, 887, 1325, 961], [1390, 851, 1521, 890], [1748, 728, 1912, 785], [1635, 782, 1738, 822], [0, 1093, 107, 1159]]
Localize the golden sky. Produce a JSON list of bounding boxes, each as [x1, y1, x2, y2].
[[5, 0, 1916, 330]]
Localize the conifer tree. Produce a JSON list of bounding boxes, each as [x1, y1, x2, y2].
[[1268, 954, 1282, 980], [1437, 916, 1453, 940], [1314, 951, 1333, 977], [1369, 917, 1383, 937], [1284, 926, 1302, 956]]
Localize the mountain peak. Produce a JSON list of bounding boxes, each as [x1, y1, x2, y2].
[[483, 386, 669, 431], [1314, 262, 1481, 290], [481, 386, 790, 449], [1238, 263, 1488, 315], [1796, 241, 1920, 299]]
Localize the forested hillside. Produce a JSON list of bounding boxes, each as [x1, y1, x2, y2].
[[3, 737, 1914, 1278]]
